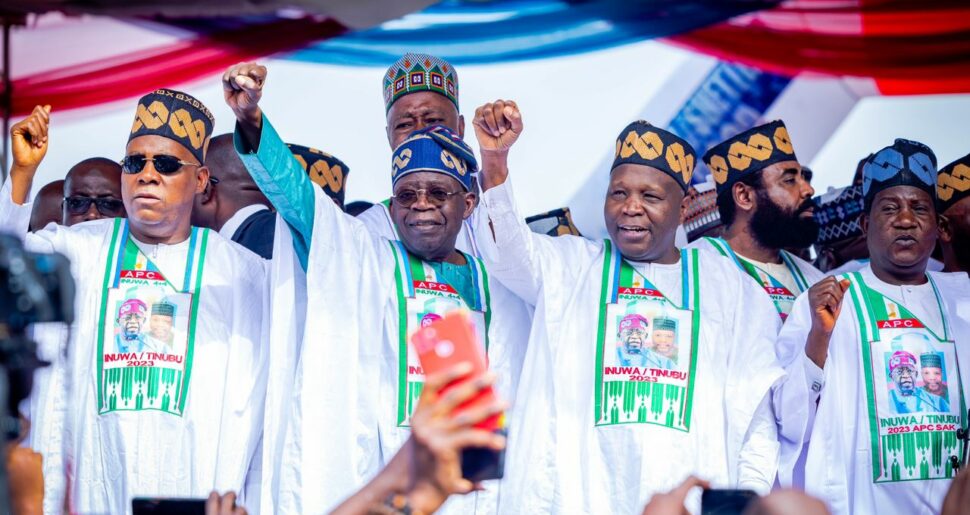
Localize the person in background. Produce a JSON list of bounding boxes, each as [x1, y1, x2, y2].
[[27, 179, 63, 232], [288, 143, 350, 209], [525, 207, 582, 237], [61, 157, 125, 226], [936, 152, 970, 274], [345, 200, 374, 217]]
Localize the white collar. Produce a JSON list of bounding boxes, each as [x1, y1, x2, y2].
[[219, 204, 270, 240]]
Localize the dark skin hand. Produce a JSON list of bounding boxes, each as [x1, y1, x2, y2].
[[862, 186, 940, 285], [941, 466, 970, 515], [604, 164, 686, 264], [940, 197, 970, 273], [804, 276, 851, 369], [8, 105, 52, 206], [205, 491, 247, 515], [640, 476, 709, 515], [723, 160, 814, 264], [389, 171, 476, 264], [387, 91, 464, 149], [123, 135, 209, 244]]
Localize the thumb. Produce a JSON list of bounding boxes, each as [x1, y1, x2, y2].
[[838, 279, 851, 293], [43, 105, 52, 114], [505, 106, 523, 134]]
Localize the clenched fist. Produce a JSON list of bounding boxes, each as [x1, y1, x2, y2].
[[10, 105, 51, 173], [805, 276, 851, 368], [472, 99, 522, 155], [223, 62, 267, 129]]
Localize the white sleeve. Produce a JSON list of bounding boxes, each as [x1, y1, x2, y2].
[[0, 179, 56, 254], [476, 179, 597, 306], [736, 393, 778, 494], [772, 292, 823, 487]]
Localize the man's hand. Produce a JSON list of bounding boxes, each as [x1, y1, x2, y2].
[[222, 62, 267, 130], [640, 476, 708, 515], [205, 491, 247, 515], [9, 105, 52, 205], [6, 443, 44, 515], [406, 362, 507, 514], [941, 466, 970, 515], [472, 100, 522, 191], [805, 276, 851, 368]]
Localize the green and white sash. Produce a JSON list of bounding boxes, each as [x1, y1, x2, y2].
[[846, 272, 965, 483], [96, 219, 209, 416], [703, 236, 809, 321], [594, 241, 701, 431], [390, 241, 491, 426]]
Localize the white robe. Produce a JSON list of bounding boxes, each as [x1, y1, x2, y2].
[[275, 189, 531, 515], [775, 265, 970, 514], [689, 238, 825, 296], [1, 181, 269, 515], [475, 180, 785, 514]]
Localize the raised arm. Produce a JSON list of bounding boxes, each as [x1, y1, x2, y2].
[[472, 99, 594, 305], [223, 62, 319, 268]]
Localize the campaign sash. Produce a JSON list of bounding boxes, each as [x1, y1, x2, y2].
[[594, 241, 700, 431], [96, 219, 208, 416], [390, 241, 490, 426], [846, 272, 965, 483]]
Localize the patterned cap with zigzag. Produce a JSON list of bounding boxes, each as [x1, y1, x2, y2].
[[129, 88, 214, 163], [937, 151, 970, 213], [814, 183, 865, 245], [383, 53, 459, 113], [703, 120, 799, 195]]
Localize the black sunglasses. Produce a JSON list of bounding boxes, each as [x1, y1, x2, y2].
[[391, 187, 465, 208], [64, 196, 125, 216], [120, 154, 200, 175]]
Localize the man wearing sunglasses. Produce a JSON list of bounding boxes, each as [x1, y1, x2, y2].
[[62, 157, 125, 226], [2, 92, 269, 514], [224, 62, 530, 515]]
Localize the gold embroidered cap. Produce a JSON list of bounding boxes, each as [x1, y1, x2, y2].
[[937, 152, 970, 213], [611, 120, 696, 192], [129, 88, 215, 163], [288, 143, 351, 207], [702, 120, 798, 194]]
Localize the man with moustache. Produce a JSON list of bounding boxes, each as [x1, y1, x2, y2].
[[223, 62, 530, 514], [1, 95, 269, 514], [774, 139, 967, 513], [936, 152, 970, 274], [470, 109, 783, 513], [691, 121, 824, 320]]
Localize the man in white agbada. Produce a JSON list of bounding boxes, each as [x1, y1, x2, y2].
[[775, 138, 970, 514], [356, 53, 482, 257], [2, 93, 268, 514], [470, 111, 784, 513], [223, 62, 530, 514], [690, 121, 824, 321]]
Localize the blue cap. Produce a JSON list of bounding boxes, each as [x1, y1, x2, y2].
[[391, 125, 477, 191]]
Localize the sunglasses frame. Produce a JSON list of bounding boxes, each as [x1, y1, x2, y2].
[[120, 154, 201, 175], [63, 195, 126, 216]]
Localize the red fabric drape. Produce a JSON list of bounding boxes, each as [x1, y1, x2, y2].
[[666, 2, 970, 95], [4, 17, 346, 117]]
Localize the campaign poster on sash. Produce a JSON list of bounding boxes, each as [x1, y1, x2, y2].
[[868, 330, 963, 482], [100, 286, 192, 415], [597, 297, 695, 429]]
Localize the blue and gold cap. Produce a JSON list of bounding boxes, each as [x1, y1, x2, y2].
[[862, 138, 937, 210], [937, 152, 970, 213], [611, 120, 696, 192], [391, 125, 477, 191], [288, 143, 350, 207], [383, 53, 459, 113], [703, 120, 798, 195], [129, 88, 214, 164]]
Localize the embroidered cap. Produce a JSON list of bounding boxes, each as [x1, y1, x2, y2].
[[889, 350, 918, 374], [862, 138, 937, 211], [151, 301, 176, 317], [525, 207, 582, 237], [684, 178, 721, 242], [618, 314, 649, 333], [814, 183, 865, 246], [288, 143, 350, 207], [129, 88, 215, 164], [118, 298, 148, 318], [391, 125, 477, 191], [612, 120, 696, 192], [652, 316, 677, 332], [937, 152, 970, 213], [920, 352, 943, 369], [703, 120, 799, 195], [383, 53, 459, 113]]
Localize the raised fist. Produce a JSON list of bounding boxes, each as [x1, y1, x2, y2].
[[473, 100, 523, 155], [808, 276, 851, 335], [223, 62, 267, 127], [10, 105, 51, 173]]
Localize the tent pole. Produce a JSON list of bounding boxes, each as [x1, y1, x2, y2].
[[1, 18, 10, 180]]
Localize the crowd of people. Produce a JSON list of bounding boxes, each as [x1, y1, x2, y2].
[[3, 52, 970, 515]]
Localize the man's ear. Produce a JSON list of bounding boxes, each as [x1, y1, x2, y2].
[[861, 212, 869, 235], [462, 191, 477, 220], [939, 213, 953, 243], [457, 114, 466, 139], [732, 181, 757, 214], [195, 165, 211, 195]]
